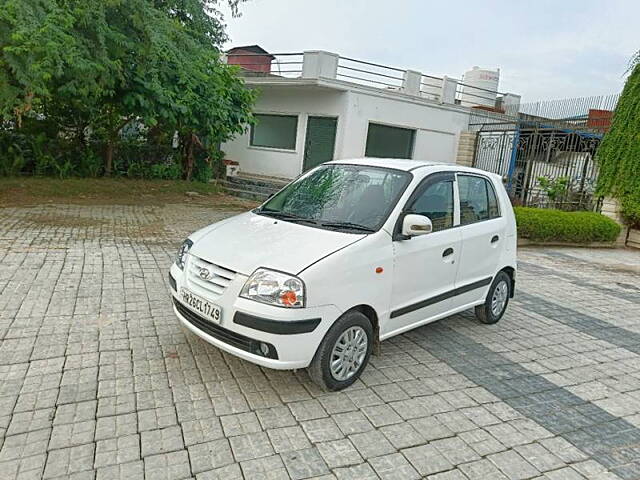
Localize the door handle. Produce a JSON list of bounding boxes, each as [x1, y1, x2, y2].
[[442, 247, 454, 257], [491, 235, 500, 244]]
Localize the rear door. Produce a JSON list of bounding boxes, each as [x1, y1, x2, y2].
[[387, 172, 461, 336], [303, 116, 338, 171], [454, 173, 506, 307]]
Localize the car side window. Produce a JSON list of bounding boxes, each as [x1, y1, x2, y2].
[[487, 181, 500, 218], [407, 179, 454, 232], [458, 175, 500, 225]]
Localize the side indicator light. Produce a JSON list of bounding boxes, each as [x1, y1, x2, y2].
[[375, 267, 383, 274]]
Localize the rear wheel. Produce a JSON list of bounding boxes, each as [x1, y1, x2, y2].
[[475, 271, 511, 324], [308, 311, 373, 391]]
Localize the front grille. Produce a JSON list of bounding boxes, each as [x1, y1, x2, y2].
[[173, 298, 278, 359], [187, 256, 236, 298]]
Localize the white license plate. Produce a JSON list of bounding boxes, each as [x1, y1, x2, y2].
[[179, 288, 222, 323]]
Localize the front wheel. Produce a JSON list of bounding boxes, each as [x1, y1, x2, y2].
[[308, 311, 373, 391], [475, 271, 511, 324]]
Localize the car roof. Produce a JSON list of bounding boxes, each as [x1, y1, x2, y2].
[[326, 158, 503, 181], [328, 158, 445, 171]]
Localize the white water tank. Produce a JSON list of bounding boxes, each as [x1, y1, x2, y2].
[[460, 66, 500, 108]]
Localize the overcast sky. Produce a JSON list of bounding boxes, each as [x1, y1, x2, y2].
[[222, 0, 638, 103]]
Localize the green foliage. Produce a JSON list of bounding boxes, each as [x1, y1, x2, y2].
[[537, 176, 569, 202], [0, 0, 254, 180], [620, 193, 640, 228], [77, 150, 103, 178], [192, 156, 214, 184], [149, 161, 182, 180], [515, 207, 621, 244], [596, 64, 640, 226]]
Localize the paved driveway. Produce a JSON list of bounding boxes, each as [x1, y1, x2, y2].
[[1, 204, 640, 480]]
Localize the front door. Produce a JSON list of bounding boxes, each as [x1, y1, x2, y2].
[[387, 173, 461, 337], [303, 116, 338, 171]]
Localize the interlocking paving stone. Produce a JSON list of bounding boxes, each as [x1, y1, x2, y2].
[[333, 462, 378, 480], [240, 454, 289, 480], [187, 438, 234, 474], [94, 433, 141, 468], [316, 438, 362, 468], [368, 452, 420, 480], [348, 429, 396, 459], [3, 205, 640, 479], [229, 431, 275, 462], [267, 425, 312, 453], [95, 460, 144, 480], [144, 450, 191, 480], [281, 446, 329, 479], [409, 322, 640, 478]]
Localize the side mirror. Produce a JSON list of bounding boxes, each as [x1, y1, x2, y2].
[[402, 214, 433, 237]]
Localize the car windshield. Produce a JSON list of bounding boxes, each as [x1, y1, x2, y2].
[[255, 164, 411, 233]]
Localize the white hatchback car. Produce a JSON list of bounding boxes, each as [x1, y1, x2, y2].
[[169, 159, 517, 390]]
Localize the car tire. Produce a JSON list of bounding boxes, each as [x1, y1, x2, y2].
[[475, 271, 511, 324], [308, 311, 373, 391]]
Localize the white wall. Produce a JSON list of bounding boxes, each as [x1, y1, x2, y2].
[[223, 84, 471, 178], [338, 90, 470, 164], [222, 86, 348, 178]]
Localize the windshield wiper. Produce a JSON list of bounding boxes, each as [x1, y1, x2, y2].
[[319, 221, 375, 233], [258, 209, 300, 219], [257, 209, 319, 224]]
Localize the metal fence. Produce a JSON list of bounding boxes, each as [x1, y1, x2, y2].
[[474, 127, 602, 210], [470, 94, 619, 211]]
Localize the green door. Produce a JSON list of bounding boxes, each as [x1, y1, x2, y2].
[[303, 116, 338, 171]]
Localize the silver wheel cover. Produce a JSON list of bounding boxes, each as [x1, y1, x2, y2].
[[330, 326, 368, 381], [491, 280, 509, 317]]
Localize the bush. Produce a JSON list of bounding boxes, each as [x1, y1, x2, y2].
[[515, 207, 621, 243], [620, 193, 640, 229]]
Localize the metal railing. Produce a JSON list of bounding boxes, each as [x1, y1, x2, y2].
[[470, 93, 621, 134], [336, 56, 405, 90], [227, 50, 516, 110], [456, 80, 505, 108], [226, 52, 304, 78], [419, 74, 443, 100]]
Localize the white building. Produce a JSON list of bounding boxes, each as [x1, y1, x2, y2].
[[222, 48, 520, 180]]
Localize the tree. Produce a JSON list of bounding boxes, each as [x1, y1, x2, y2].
[[0, 0, 254, 178], [596, 57, 640, 227]]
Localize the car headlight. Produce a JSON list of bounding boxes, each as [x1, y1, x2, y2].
[[175, 239, 193, 270], [240, 268, 305, 308]]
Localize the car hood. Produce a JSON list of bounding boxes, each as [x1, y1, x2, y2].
[[189, 212, 365, 276]]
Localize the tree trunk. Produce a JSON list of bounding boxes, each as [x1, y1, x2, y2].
[[104, 142, 114, 176], [185, 136, 194, 181]]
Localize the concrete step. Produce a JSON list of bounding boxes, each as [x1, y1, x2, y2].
[[222, 173, 290, 201], [223, 179, 278, 196], [221, 185, 270, 202], [228, 173, 290, 191]]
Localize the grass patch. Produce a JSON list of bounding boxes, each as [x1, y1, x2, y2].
[[0, 177, 253, 208], [515, 207, 621, 244]]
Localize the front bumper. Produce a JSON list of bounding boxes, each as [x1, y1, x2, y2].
[[169, 263, 341, 370]]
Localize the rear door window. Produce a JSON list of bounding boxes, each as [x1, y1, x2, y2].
[[458, 175, 500, 225]]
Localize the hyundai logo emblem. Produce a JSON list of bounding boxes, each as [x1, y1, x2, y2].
[[198, 268, 210, 280]]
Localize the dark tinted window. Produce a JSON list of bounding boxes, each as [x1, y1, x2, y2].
[[365, 123, 415, 159], [458, 175, 500, 225], [250, 114, 298, 150], [408, 179, 454, 232], [487, 181, 500, 218]]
